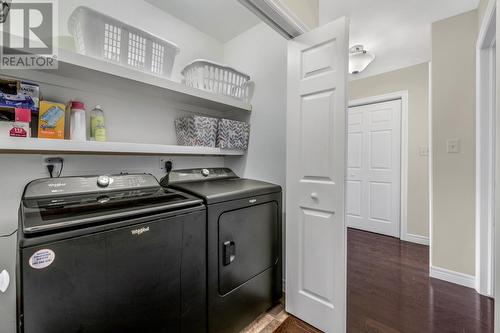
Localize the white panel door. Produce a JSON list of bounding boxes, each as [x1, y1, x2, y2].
[[286, 17, 348, 333], [346, 100, 401, 237]]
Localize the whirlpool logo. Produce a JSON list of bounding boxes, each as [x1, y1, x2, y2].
[[131, 227, 150, 236], [48, 182, 66, 188]]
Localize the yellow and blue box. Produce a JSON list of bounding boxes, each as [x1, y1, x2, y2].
[[38, 101, 65, 139]]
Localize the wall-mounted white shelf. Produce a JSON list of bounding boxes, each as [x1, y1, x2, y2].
[[52, 50, 252, 114], [0, 138, 244, 156], [0, 42, 252, 114]]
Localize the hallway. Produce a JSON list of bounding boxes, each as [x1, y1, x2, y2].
[[243, 228, 494, 332], [348, 228, 494, 332]]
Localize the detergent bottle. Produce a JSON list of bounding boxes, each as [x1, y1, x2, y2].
[[90, 105, 106, 142]]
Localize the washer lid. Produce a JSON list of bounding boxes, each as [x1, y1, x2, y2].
[[170, 177, 282, 204], [20, 174, 202, 235]]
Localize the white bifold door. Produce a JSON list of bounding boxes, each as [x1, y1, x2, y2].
[[346, 100, 402, 238], [286, 17, 349, 333]]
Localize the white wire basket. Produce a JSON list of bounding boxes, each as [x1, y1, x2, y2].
[[68, 6, 180, 78], [182, 60, 254, 103]]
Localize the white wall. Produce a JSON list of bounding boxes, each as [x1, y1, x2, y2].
[[431, 10, 478, 276], [223, 23, 288, 192]]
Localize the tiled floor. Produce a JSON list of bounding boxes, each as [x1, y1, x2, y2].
[[242, 228, 494, 333], [239, 301, 289, 333]]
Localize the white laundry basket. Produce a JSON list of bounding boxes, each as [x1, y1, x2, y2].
[[68, 6, 180, 78], [182, 60, 253, 103]]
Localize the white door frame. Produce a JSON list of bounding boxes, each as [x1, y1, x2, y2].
[[476, 0, 496, 298], [349, 91, 411, 242]]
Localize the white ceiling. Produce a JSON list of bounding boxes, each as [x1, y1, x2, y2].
[[319, 0, 480, 79], [145, 0, 480, 78], [144, 0, 261, 43]]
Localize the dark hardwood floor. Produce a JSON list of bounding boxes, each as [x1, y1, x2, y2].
[[348, 228, 494, 333]]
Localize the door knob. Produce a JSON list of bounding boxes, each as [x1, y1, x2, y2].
[[310, 192, 318, 200], [0, 269, 9, 293]]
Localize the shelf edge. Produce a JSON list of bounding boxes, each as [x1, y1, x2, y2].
[[0, 139, 245, 156]]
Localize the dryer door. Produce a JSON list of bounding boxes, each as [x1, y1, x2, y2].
[[218, 201, 279, 295]]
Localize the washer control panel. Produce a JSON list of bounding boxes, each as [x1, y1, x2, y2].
[[24, 174, 159, 199]]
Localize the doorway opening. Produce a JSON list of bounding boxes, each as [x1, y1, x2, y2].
[[347, 91, 409, 240], [346, 84, 493, 331]]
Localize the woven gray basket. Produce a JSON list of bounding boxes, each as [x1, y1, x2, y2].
[[175, 116, 218, 147], [217, 119, 250, 150]]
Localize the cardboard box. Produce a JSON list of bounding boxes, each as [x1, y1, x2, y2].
[[38, 101, 65, 139], [10, 108, 32, 137], [0, 78, 40, 112], [0, 122, 30, 138], [15, 108, 31, 122], [0, 108, 32, 138], [9, 122, 30, 137]]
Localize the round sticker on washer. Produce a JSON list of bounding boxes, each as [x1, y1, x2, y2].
[[29, 249, 55, 269]]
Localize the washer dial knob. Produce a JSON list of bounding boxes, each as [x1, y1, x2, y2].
[[97, 175, 111, 188], [201, 169, 210, 177]]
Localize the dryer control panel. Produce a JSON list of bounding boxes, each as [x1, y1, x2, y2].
[[169, 168, 237, 183]]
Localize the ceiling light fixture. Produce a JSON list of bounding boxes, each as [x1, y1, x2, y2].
[[349, 45, 375, 74]]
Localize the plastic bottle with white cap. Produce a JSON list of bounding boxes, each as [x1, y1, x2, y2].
[[69, 101, 87, 141]]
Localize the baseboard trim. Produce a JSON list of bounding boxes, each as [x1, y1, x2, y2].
[[403, 233, 430, 246], [429, 266, 476, 289]]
